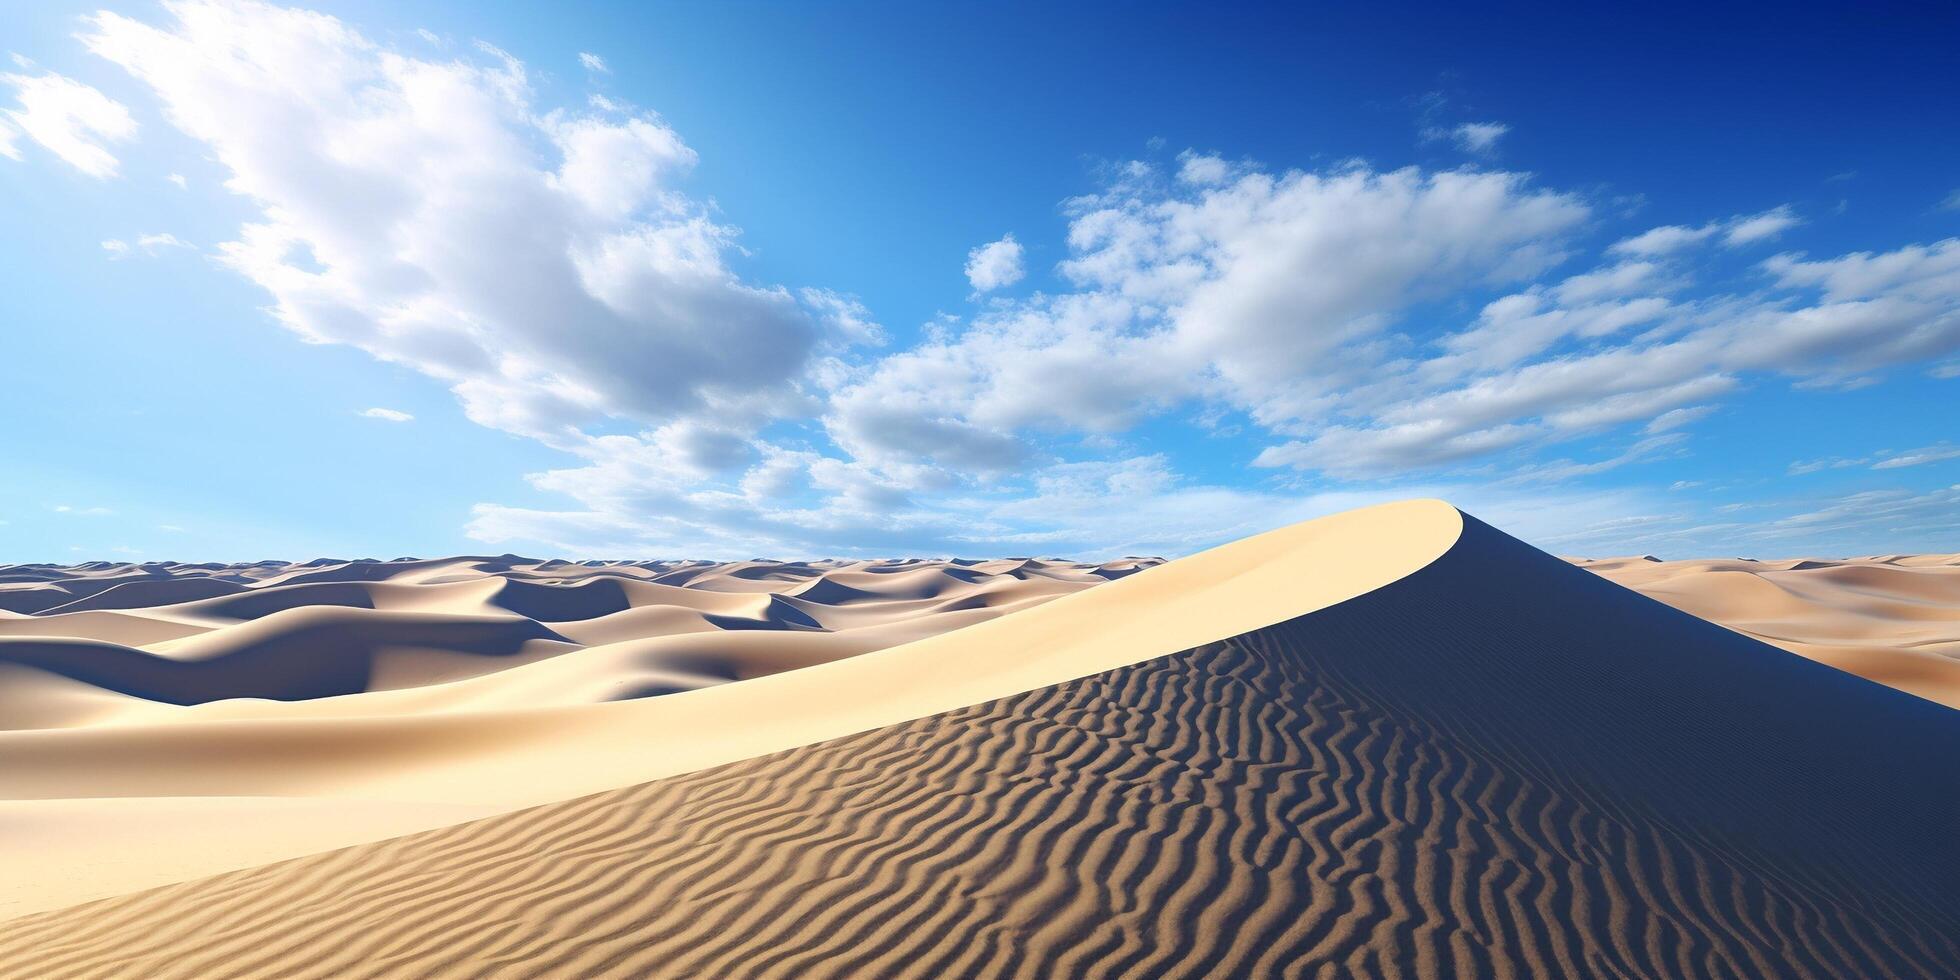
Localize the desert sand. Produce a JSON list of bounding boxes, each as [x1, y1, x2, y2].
[[0, 551, 1162, 916], [1, 501, 1955, 977], [1575, 552, 1960, 709]]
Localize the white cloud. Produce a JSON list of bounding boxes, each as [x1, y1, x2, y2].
[[512, 142, 1951, 550], [1611, 205, 1802, 256], [1452, 121, 1509, 154], [964, 234, 1025, 292], [53, 504, 115, 516], [578, 52, 608, 74], [1552, 261, 1663, 305], [83, 0, 843, 459], [1176, 151, 1230, 186], [102, 232, 195, 259], [1871, 443, 1960, 470], [165, 171, 186, 188], [1721, 205, 1801, 246], [1609, 223, 1718, 256], [1643, 405, 1715, 433], [1789, 455, 1866, 475], [21, 0, 1958, 560], [137, 232, 191, 251], [360, 407, 414, 422], [0, 68, 136, 177]]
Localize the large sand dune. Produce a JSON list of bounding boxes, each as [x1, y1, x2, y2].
[[0, 552, 1156, 915], [1, 500, 1955, 977]]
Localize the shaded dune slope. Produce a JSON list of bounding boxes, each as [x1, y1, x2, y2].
[[1577, 553, 1960, 709], [5, 513, 1954, 978], [0, 610, 572, 704]]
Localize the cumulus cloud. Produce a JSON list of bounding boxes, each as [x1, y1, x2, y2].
[[26, 0, 1960, 559], [480, 148, 1960, 553], [577, 52, 608, 74], [360, 407, 413, 422], [0, 68, 136, 177], [964, 234, 1025, 292], [83, 0, 843, 459]]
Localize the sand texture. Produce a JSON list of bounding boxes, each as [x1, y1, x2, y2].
[[0, 552, 1158, 915], [2, 507, 1954, 978]]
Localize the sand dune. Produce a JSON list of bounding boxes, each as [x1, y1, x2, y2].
[[2, 502, 1954, 977], [0, 551, 1159, 915], [1576, 552, 1960, 708]]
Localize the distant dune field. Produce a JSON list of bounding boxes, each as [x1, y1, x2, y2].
[[0, 551, 1158, 917], [1576, 552, 1960, 709], [1, 501, 1956, 977]]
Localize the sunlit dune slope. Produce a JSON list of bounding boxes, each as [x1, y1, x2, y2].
[[3, 502, 1954, 978], [0, 551, 1158, 916]]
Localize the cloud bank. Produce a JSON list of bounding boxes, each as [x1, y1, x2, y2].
[[12, 0, 1958, 559]]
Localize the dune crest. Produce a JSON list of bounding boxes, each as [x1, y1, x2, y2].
[[0, 548, 1162, 916], [3, 503, 1954, 977], [1575, 552, 1960, 708]]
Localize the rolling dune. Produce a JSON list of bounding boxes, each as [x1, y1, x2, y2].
[[1576, 553, 1960, 708], [1, 502, 1955, 977], [0, 551, 1157, 915]]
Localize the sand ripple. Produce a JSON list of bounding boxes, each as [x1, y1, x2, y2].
[[5, 516, 1952, 978]]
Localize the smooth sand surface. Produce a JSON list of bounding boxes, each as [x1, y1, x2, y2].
[[3, 505, 1954, 978], [1576, 552, 1960, 708]]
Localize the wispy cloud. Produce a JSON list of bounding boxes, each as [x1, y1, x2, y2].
[[0, 67, 135, 177], [360, 407, 414, 423], [1610, 205, 1802, 255], [1789, 456, 1867, 475], [1451, 121, 1509, 154], [102, 232, 195, 259], [1871, 443, 1960, 470]]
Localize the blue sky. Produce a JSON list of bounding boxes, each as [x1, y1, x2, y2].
[[2, 0, 1957, 561]]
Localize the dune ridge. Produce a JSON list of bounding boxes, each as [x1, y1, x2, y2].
[[3, 508, 1953, 978], [1575, 552, 1960, 708], [0, 553, 1152, 726], [0, 551, 1162, 916]]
